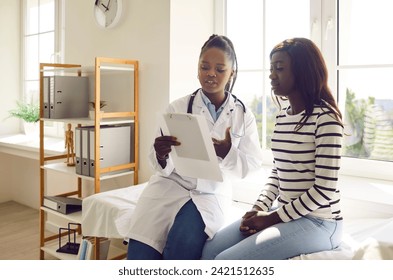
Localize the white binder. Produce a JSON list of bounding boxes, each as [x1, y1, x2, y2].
[[88, 124, 134, 178], [46, 76, 89, 119]]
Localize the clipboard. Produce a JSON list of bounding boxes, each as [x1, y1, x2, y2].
[[161, 112, 223, 182]]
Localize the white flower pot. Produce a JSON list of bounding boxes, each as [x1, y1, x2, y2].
[[23, 122, 39, 139], [89, 110, 104, 120]]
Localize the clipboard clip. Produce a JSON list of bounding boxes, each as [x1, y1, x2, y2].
[[168, 113, 192, 120]]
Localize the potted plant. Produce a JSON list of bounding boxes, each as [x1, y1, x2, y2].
[[8, 101, 40, 137], [8, 101, 40, 123], [88, 100, 107, 119]]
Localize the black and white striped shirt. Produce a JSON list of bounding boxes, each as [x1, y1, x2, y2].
[[255, 105, 343, 222]]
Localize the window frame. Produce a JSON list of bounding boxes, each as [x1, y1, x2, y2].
[[217, 0, 393, 181], [22, 0, 64, 137]]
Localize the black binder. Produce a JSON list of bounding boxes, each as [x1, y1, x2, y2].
[[43, 196, 82, 214]]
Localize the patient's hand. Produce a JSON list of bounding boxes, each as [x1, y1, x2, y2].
[[239, 210, 282, 236], [212, 127, 231, 159], [239, 210, 259, 236]]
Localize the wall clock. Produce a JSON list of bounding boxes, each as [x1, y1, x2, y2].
[[94, 0, 123, 29]]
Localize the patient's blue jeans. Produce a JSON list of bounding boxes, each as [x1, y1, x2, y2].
[[201, 215, 343, 260], [127, 199, 208, 260]]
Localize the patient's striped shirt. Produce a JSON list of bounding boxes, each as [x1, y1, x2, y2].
[[255, 105, 343, 222]]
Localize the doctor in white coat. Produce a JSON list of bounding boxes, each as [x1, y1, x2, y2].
[[126, 35, 263, 260]]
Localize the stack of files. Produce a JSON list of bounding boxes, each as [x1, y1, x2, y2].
[[77, 237, 111, 260], [75, 123, 134, 177]]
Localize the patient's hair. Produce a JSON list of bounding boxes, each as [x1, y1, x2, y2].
[[200, 34, 238, 93], [270, 37, 342, 130]]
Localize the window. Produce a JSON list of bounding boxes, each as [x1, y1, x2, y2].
[[338, 0, 393, 162], [222, 0, 393, 180], [23, 0, 63, 136], [225, 0, 310, 151]]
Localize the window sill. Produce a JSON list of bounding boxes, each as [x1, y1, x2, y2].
[[0, 134, 65, 160]]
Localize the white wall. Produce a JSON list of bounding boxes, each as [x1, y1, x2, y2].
[[169, 0, 214, 102], [0, 153, 13, 203], [0, 0, 20, 135], [0, 0, 20, 204]]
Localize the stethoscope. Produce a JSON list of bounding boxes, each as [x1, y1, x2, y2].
[[187, 89, 246, 137]]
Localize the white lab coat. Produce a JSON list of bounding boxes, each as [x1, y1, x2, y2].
[[126, 89, 263, 253]]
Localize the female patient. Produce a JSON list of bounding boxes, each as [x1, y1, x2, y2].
[[126, 34, 263, 260], [202, 37, 344, 260]]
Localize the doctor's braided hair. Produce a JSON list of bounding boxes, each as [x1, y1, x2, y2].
[[200, 34, 238, 93]]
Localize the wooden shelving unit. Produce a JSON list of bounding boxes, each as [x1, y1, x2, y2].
[[38, 57, 139, 260]]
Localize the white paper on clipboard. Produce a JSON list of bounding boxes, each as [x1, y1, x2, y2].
[[161, 112, 223, 182]]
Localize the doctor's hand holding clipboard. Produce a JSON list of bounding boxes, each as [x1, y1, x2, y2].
[[153, 132, 180, 168], [155, 126, 232, 167], [157, 113, 233, 182]]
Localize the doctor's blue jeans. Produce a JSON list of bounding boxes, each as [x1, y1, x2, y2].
[[201, 215, 343, 260], [127, 199, 208, 260]]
